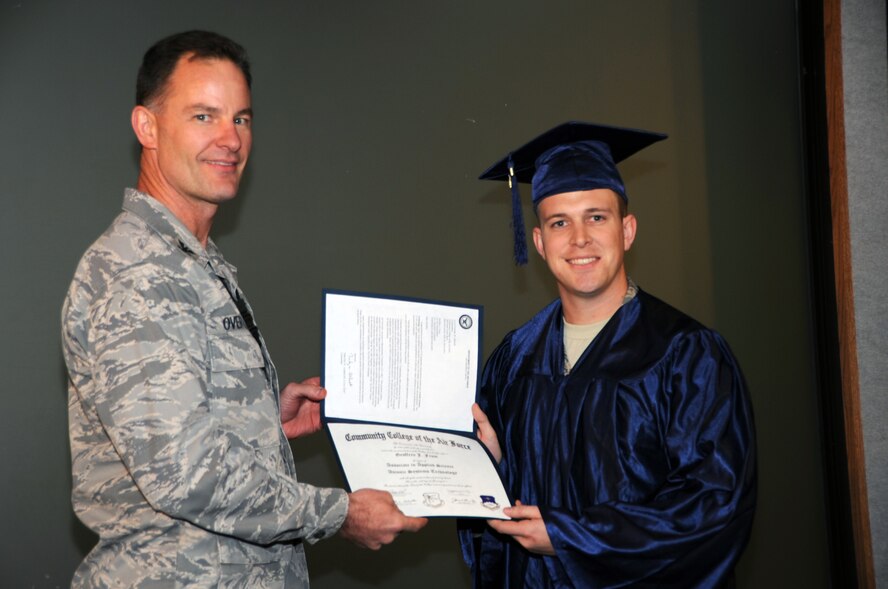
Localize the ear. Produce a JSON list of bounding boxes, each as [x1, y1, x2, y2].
[[532, 226, 546, 260], [622, 214, 637, 251], [131, 105, 158, 149]]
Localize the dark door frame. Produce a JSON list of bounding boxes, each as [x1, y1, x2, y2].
[[797, 2, 875, 587]]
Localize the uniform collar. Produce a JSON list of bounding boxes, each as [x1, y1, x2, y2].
[[121, 188, 236, 279]]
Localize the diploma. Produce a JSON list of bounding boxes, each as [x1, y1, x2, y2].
[[327, 423, 510, 518], [322, 290, 510, 519]]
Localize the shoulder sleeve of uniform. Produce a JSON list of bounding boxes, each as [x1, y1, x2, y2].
[[86, 264, 348, 544]]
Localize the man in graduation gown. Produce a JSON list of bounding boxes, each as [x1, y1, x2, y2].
[[459, 122, 756, 588]]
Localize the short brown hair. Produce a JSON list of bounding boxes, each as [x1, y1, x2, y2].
[[136, 30, 251, 107]]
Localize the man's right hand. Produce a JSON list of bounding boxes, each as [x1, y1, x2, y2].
[[338, 489, 428, 550]]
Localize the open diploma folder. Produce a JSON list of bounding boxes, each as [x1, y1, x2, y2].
[[322, 290, 511, 519]]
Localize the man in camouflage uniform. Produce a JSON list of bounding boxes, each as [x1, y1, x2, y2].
[[62, 30, 426, 588]]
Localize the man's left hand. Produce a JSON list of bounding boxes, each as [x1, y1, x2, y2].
[[280, 376, 326, 439], [488, 502, 555, 555]]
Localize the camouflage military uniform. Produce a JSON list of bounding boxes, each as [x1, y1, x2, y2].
[[62, 189, 348, 588]]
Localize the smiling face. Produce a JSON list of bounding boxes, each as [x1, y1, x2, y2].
[[532, 188, 637, 323], [132, 54, 253, 218]]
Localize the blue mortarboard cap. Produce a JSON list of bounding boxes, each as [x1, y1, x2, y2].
[[479, 121, 667, 264]]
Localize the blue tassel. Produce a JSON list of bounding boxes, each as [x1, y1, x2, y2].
[[508, 156, 528, 265]]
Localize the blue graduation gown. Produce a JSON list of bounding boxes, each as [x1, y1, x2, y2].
[[459, 289, 756, 588]]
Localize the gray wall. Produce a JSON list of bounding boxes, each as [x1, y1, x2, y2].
[[0, 1, 829, 587], [842, 0, 888, 586]]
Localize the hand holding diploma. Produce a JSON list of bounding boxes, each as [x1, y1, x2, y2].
[[280, 376, 326, 439], [472, 403, 502, 463], [339, 489, 428, 550], [488, 501, 555, 555]]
